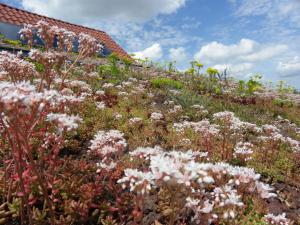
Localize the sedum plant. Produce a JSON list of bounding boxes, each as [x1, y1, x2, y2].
[[0, 20, 102, 225]]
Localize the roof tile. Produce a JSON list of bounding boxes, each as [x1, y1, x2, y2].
[[0, 3, 130, 58]]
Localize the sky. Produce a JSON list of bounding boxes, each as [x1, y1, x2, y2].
[[2, 0, 300, 89]]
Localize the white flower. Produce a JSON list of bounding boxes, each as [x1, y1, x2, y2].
[[264, 213, 290, 225], [262, 124, 280, 133], [46, 113, 82, 134], [78, 32, 103, 56], [67, 80, 92, 92], [234, 142, 253, 158], [0, 51, 37, 81], [118, 91, 129, 96], [102, 83, 114, 89], [0, 81, 82, 112], [95, 90, 105, 96], [255, 181, 277, 199], [168, 105, 182, 114], [96, 101, 106, 110], [113, 113, 123, 120], [89, 130, 127, 156], [129, 117, 143, 125], [285, 137, 300, 152], [117, 169, 154, 195], [191, 104, 205, 110], [150, 112, 164, 120], [130, 146, 163, 160], [193, 119, 220, 138], [96, 161, 117, 172], [213, 111, 259, 133]]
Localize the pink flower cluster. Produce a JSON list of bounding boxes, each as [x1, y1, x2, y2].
[[89, 130, 127, 171], [46, 113, 82, 134], [120, 149, 277, 223], [0, 51, 37, 82], [213, 111, 259, 133], [20, 20, 102, 56], [78, 33, 103, 57], [264, 213, 291, 225], [233, 141, 254, 161]]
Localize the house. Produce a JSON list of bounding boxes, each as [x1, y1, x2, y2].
[[0, 3, 129, 58]]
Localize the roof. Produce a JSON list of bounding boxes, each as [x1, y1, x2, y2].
[[0, 3, 130, 58]]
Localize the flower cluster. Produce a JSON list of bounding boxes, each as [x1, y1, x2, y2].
[[89, 130, 127, 156], [129, 146, 163, 160], [213, 111, 259, 133], [129, 117, 143, 125], [259, 124, 300, 152], [168, 105, 183, 114], [150, 112, 164, 121], [96, 101, 106, 110], [233, 141, 254, 160], [118, 169, 154, 195], [89, 130, 127, 171], [0, 81, 83, 115], [19, 23, 34, 46], [120, 149, 277, 224], [264, 213, 291, 225], [0, 78, 84, 223], [78, 33, 103, 57], [46, 113, 82, 134], [67, 80, 92, 93], [0, 51, 37, 82], [55, 27, 76, 52], [20, 20, 102, 56]]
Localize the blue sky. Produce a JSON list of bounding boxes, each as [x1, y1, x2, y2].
[[2, 0, 300, 89]]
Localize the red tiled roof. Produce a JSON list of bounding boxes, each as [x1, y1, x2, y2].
[[0, 3, 130, 58]]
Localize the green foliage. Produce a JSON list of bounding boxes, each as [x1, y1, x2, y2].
[[120, 56, 133, 73], [98, 53, 122, 77], [237, 74, 263, 96], [167, 61, 177, 74], [3, 39, 22, 46], [34, 62, 45, 73], [277, 80, 295, 95], [249, 147, 295, 182], [234, 199, 267, 225], [107, 53, 120, 75], [273, 98, 294, 108], [197, 67, 223, 95], [151, 77, 183, 89]]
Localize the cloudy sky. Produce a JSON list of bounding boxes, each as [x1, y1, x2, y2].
[[3, 0, 300, 89]]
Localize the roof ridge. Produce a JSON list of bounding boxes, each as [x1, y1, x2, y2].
[[0, 3, 106, 34], [0, 3, 130, 58]]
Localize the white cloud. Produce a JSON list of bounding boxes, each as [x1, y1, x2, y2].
[[232, 0, 273, 17], [169, 47, 187, 63], [212, 63, 253, 74], [194, 38, 290, 79], [194, 39, 256, 63], [22, 0, 186, 23], [133, 43, 163, 61], [277, 56, 300, 77], [241, 45, 288, 61], [194, 39, 288, 64], [229, 0, 300, 27]]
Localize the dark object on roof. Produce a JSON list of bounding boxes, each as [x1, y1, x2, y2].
[[0, 3, 130, 58]]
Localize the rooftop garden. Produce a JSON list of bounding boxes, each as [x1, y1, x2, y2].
[[0, 20, 300, 225]]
